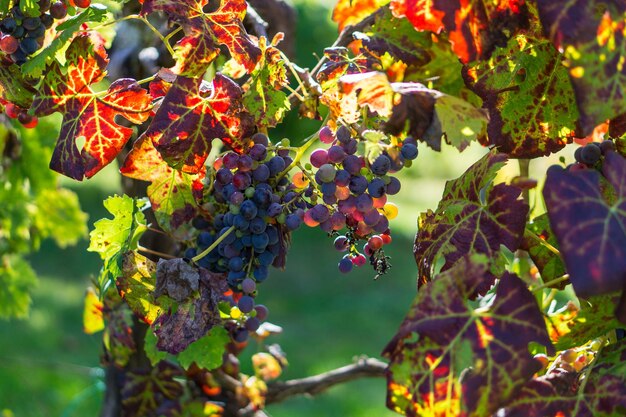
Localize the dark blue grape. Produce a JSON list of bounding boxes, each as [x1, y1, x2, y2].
[[373, 215, 389, 234], [386, 177, 401, 195], [251, 132, 269, 146], [237, 154, 254, 172], [342, 154, 362, 175], [233, 327, 249, 343], [253, 188, 272, 208], [223, 244, 240, 258], [245, 317, 261, 331], [338, 257, 353, 273], [184, 247, 197, 259], [267, 202, 282, 218], [257, 250, 276, 266], [228, 257, 244, 272], [254, 304, 269, 320], [252, 164, 270, 182], [356, 194, 373, 212], [249, 143, 267, 161], [321, 182, 337, 196], [233, 214, 250, 231], [334, 169, 350, 186], [285, 213, 302, 230], [240, 200, 258, 220], [401, 143, 418, 160], [368, 178, 386, 198], [250, 217, 267, 234], [328, 145, 346, 163], [334, 236, 349, 251], [192, 216, 211, 230], [349, 175, 368, 194], [197, 231, 215, 247], [371, 154, 391, 176], [253, 265, 269, 282], [252, 233, 269, 250], [310, 204, 330, 222], [323, 194, 337, 205], [216, 168, 233, 184], [336, 125, 351, 144], [268, 156, 286, 176], [342, 139, 357, 155]]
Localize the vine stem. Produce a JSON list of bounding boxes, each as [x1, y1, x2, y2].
[[191, 226, 236, 263], [525, 230, 560, 256], [532, 274, 570, 293], [137, 245, 176, 259]]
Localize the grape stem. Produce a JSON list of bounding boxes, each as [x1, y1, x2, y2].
[[137, 245, 176, 259], [532, 274, 570, 293], [525, 229, 560, 256], [275, 116, 328, 182], [191, 225, 236, 263]]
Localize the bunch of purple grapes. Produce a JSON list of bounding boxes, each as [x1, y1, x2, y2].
[[302, 125, 418, 274], [184, 133, 306, 342]]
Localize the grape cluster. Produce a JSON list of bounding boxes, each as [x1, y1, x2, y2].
[[184, 133, 306, 342], [570, 140, 615, 171], [0, 0, 91, 65], [303, 125, 417, 274]]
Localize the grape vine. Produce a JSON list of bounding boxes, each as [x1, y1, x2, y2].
[[1, 0, 626, 416]]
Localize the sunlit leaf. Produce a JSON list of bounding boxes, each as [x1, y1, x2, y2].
[[0, 61, 36, 109], [88, 195, 147, 293], [83, 287, 105, 334], [464, 35, 578, 158], [390, 0, 529, 64], [34, 188, 88, 248], [121, 135, 204, 238], [144, 74, 252, 174], [537, 1, 626, 136], [414, 150, 528, 293], [141, 0, 261, 77], [332, 0, 387, 32], [117, 251, 161, 325], [430, 94, 487, 152], [383, 257, 553, 417], [31, 34, 152, 180]]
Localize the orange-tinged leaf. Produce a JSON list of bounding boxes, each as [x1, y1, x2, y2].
[[390, 0, 529, 63], [340, 71, 394, 117], [144, 73, 252, 174], [332, 0, 387, 32], [121, 135, 204, 238], [141, 0, 261, 77], [83, 287, 104, 334], [31, 34, 152, 180]]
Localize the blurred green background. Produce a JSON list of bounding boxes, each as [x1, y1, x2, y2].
[[0, 1, 571, 416]]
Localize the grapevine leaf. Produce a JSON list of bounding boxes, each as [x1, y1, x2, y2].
[[332, 0, 387, 32], [552, 294, 622, 351], [383, 257, 553, 417], [384, 82, 437, 149], [143, 330, 168, 366], [153, 269, 226, 354], [463, 35, 578, 158], [500, 342, 626, 416], [414, 150, 529, 293], [31, 34, 152, 180], [177, 327, 229, 370], [22, 5, 110, 78], [83, 287, 104, 334], [140, 0, 261, 77], [431, 94, 487, 152], [104, 306, 137, 367], [0, 255, 37, 319], [242, 37, 291, 129], [543, 152, 626, 297], [154, 258, 200, 303], [537, 1, 626, 136], [354, 7, 432, 69], [390, 0, 529, 64], [117, 252, 162, 325], [0, 61, 36, 108], [120, 135, 204, 239], [121, 362, 184, 416], [340, 71, 395, 118], [19, 0, 39, 17], [316, 47, 374, 88], [520, 213, 566, 285], [144, 74, 252, 174], [33, 188, 88, 248], [88, 195, 147, 293]]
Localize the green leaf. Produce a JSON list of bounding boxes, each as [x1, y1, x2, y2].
[[177, 327, 229, 370], [34, 188, 88, 248], [554, 294, 622, 351], [0, 255, 37, 319], [21, 5, 110, 79], [0, 61, 36, 109], [88, 195, 147, 293], [432, 94, 487, 152], [144, 330, 168, 366], [19, 0, 40, 17]]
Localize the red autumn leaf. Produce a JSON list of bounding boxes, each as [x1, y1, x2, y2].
[[390, 0, 528, 63], [144, 73, 253, 174], [31, 34, 152, 180], [141, 0, 261, 77], [332, 0, 386, 32]]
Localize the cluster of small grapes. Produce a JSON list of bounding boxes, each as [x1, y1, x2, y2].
[[1, 101, 37, 128], [0, 0, 90, 65], [302, 125, 417, 274], [184, 133, 306, 342], [570, 139, 615, 171]]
